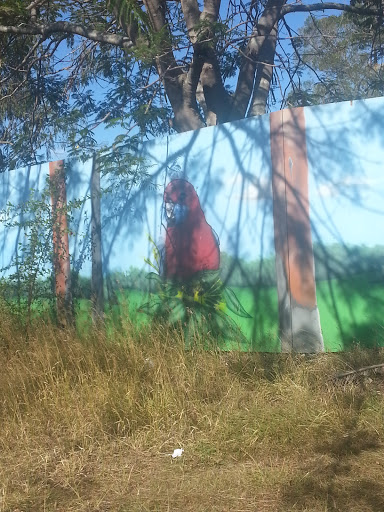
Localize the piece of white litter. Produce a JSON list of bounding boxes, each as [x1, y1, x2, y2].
[[144, 357, 155, 368], [171, 448, 184, 458]]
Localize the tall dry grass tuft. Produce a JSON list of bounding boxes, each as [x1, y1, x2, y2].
[[1, 304, 384, 511]]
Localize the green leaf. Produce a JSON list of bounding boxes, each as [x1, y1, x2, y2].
[[223, 288, 252, 318]]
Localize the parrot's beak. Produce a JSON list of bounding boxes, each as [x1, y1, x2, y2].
[[165, 200, 188, 226], [165, 201, 175, 224]]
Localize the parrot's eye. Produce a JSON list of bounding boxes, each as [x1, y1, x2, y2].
[[178, 192, 186, 203]]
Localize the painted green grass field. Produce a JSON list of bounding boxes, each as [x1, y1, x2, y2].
[[316, 274, 384, 351], [75, 272, 384, 352], [75, 286, 280, 349]]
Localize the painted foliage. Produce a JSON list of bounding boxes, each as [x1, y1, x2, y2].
[[1, 97, 384, 351]]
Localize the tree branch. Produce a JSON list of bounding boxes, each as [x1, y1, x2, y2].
[[180, 0, 231, 124], [248, 19, 278, 116], [201, 0, 221, 22], [0, 22, 133, 49], [181, 0, 201, 40], [26, 0, 48, 11], [107, 0, 140, 44], [231, 0, 286, 120], [334, 363, 384, 380], [143, 0, 204, 131], [282, 2, 384, 17]]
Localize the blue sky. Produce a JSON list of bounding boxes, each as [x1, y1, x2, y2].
[[46, 2, 316, 162]]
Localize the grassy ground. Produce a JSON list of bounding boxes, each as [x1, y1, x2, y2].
[[2, 306, 384, 511]]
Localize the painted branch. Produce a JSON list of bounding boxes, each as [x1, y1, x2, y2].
[[270, 108, 324, 353], [91, 154, 104, 323]]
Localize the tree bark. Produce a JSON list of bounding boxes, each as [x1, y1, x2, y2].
[[230, 0, 286, 120], [248, 20, 278, 117]]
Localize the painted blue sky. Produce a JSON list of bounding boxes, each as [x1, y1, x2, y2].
[[1, 97, 384, 277], [305, 97, 384, 248]]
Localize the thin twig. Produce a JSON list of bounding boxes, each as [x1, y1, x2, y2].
[[334, 363, 384, 379]]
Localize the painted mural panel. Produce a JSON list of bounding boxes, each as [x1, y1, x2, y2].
[[137, 118, 278, 350], [0, 162, 50, 275], [94, 117, 278, 349], [1, 97, 384, 351], [305, 98, 384, 350]]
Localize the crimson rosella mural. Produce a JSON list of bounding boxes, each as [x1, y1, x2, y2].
[[1, 97, 384, 351], [138, 178, 252, 343], [162, 179, 220, 278]]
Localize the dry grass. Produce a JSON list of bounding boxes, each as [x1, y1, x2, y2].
[[1, 307, 384, 511]]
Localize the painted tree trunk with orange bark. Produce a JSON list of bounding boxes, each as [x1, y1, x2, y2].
[[49, 160, 72, 325], [270, 108, 324, 352]]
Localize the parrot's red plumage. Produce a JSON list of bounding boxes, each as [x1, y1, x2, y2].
[[163, 179, 220, 279]]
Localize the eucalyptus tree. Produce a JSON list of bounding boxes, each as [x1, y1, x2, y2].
[[1, 0, 383, 170], [287, 12, 384, 107]]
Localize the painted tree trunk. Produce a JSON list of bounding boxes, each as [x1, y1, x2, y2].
[[270, 108, 324, 352], [49, 160, 72, 325], [91, 154, 104, 322]]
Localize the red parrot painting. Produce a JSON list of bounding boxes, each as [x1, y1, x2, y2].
[[139, 179, 249, 339], [163, 179, 220, 279]]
